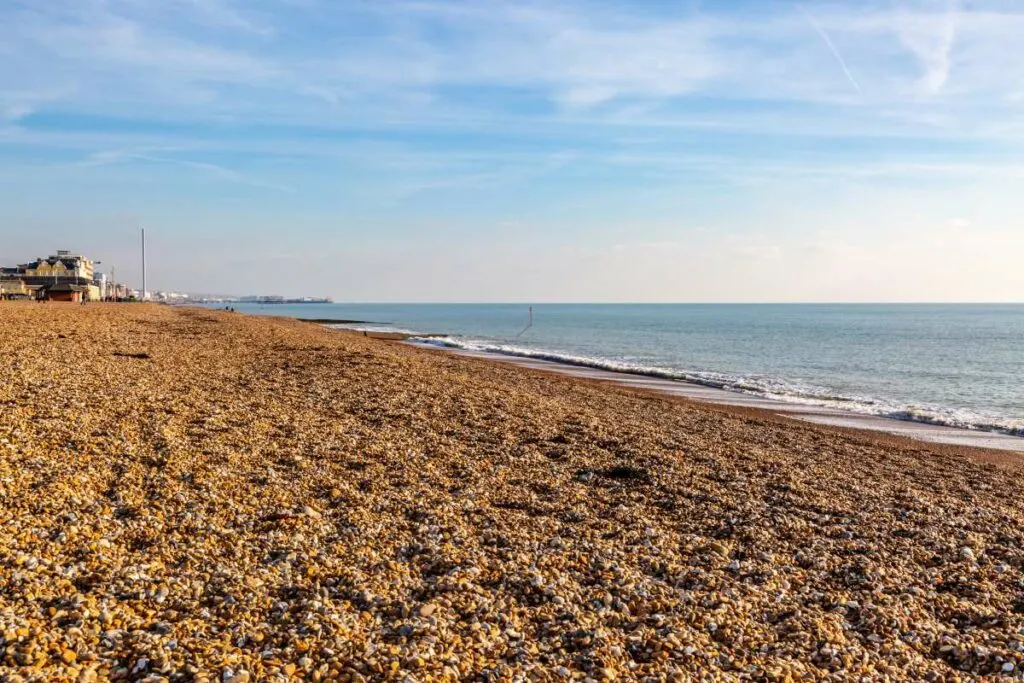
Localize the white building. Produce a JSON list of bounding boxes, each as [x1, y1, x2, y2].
[[94, 272, 108, 300]]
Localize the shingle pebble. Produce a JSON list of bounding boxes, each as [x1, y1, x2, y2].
[[1, 303, 1023, 681]]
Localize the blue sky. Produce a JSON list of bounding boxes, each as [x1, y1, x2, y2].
[[1, 0, 1023, 301]]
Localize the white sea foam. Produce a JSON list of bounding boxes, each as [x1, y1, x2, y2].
[[328, 324, 422, 335], [412, 336, 1024, 438]]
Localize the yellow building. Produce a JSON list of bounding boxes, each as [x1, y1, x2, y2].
[[0, 279, 29, 298], [23, 251, 95, 282], [13, 251, 101, 301]]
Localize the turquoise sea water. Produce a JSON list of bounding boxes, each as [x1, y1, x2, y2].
[[213, 303, 1024, 438]]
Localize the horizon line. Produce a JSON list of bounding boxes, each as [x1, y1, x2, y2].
[[195, 300, 1024, 306]]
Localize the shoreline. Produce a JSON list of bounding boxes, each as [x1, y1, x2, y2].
[[309, 313, 1022, 451], [220, 304, 1022, 448], [403, 340, 1024, 455], [233, 310, 1022, 459], [212, 310, 1024, 455]]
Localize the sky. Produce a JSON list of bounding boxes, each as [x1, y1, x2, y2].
[[1, 0, 1023, 302]]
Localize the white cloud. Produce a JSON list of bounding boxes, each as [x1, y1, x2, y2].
[[78, 147, 293, 192], [169, 0, 276, 36], [2, 103, 34, 121], [3, 0, 1023, 130], [893, 0, 960, 95], [796, 4, 862, 94]]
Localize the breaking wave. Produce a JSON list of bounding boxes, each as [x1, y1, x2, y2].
[[411, 335, 1024, 439], [328, 324, 422, 335]]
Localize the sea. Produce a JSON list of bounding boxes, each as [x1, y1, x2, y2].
[[210, 303, 1024, 439]]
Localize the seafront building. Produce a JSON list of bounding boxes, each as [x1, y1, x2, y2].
[[0, 250, 114, 302], [0, 276, 29, 298], [2, 252, 328, 302]]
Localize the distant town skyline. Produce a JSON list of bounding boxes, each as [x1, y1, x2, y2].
[[2, 0, 1023, 302]]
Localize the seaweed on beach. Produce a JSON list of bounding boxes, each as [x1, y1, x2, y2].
[[599, 464, 651, 482], [113, 351, 151, 359]]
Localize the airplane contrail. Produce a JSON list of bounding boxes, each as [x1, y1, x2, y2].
[[796, 4, 862, 94]]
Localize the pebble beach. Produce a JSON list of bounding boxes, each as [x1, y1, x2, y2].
[[3, 303, 1024, 682]]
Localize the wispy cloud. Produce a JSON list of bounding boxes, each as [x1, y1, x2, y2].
[[1, 0, 1024, 200], [169, 0, 276, 36], [894, 0, 961, 95], [2, 103, 34, 121], [2, 0, 1021, 126], [0, 86, 76, 123], [795, 4, 862, 94], [79, 147, 293, 193]]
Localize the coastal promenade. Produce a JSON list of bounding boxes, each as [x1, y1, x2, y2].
[[2, 303, 1023, 681]]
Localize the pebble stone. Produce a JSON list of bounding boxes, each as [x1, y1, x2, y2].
[[1, 303, 1024, 681]]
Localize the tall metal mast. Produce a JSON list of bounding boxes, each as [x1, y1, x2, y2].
[[141, 227, 147, 301]]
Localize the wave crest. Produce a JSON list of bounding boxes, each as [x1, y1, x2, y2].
[[411, 336, 1024, 439]]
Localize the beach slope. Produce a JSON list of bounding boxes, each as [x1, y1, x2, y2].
[[1, 304, 1022, 681]]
